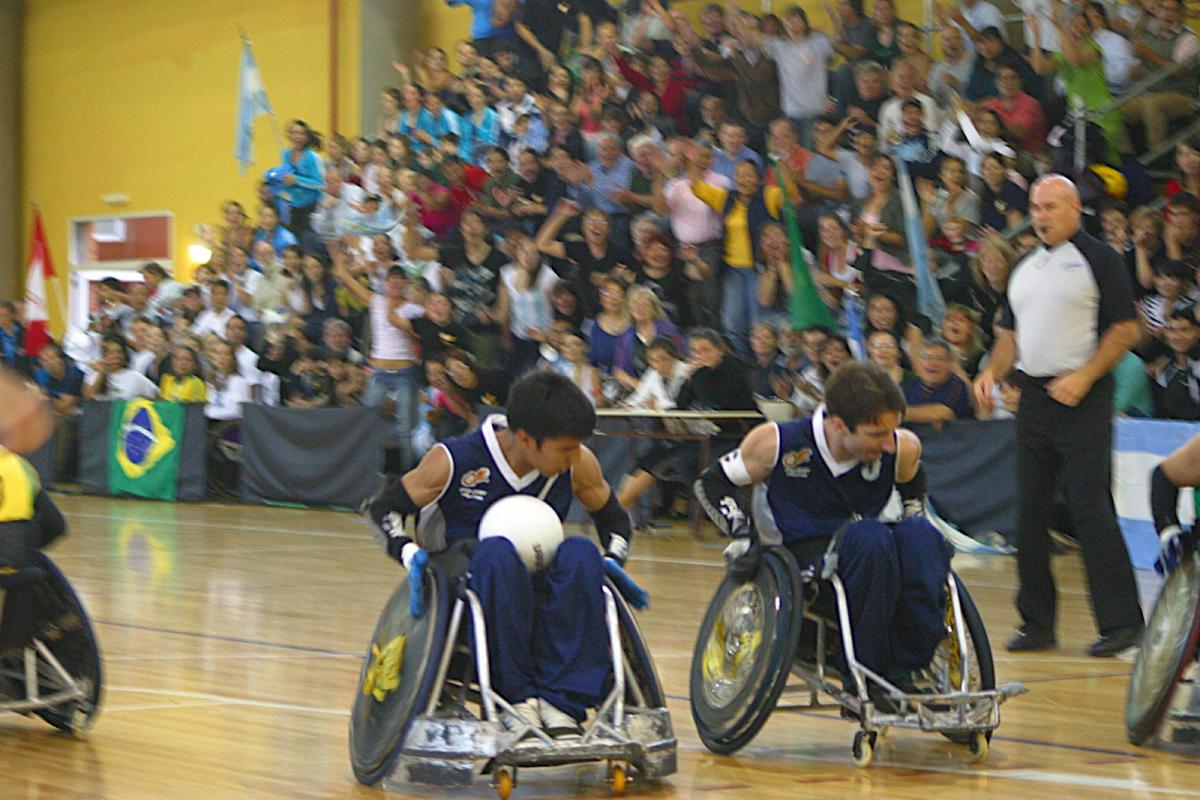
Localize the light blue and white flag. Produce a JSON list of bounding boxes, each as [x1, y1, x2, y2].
[[234, 38, 274, 175], [894, 156, 946, 327], [1114, 418, 1200, 569]]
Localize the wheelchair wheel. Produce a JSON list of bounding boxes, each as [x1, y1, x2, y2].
[[1126, 550, 1200, 745], [349, 565, 450, 786], [206, 420, 241, 500], [608, 577, 666, 709], [922, 573, 995, 744], [689, 547, 804, 755], [0, 553, 104, 733]]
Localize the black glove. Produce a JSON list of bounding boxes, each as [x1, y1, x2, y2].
[[723, 535, 761, 583]]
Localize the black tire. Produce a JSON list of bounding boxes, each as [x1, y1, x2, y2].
[[349, 566, 450, 786], [929, 573, 995, 744], [689, 547, 804, 755], [25, 553, 103, 733], [1127, 550, 1200, 745], [608, 577, 666, 709]]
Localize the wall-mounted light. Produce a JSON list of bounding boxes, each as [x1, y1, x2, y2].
[[187, 243, 213, 264]]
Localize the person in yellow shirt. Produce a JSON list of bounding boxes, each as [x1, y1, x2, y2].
[[159, 345, 209, 404], [687, 146, 800, 359]]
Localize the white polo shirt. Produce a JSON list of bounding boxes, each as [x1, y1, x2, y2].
[[1000, 230, 1136, 378]]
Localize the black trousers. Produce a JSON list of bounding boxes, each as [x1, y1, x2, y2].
[[1013, 372, 1142, 635]]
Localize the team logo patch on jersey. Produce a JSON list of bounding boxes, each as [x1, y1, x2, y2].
[[782, 448, 812, 478], [459, 468, 491, 501], [461, 468, 490, 488]]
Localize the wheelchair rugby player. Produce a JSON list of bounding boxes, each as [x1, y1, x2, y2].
[[351, 370, 675, 795], [690, 361, 1020, 765]]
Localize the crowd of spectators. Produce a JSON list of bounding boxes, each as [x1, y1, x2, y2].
[[6, 0, 1200, 500]]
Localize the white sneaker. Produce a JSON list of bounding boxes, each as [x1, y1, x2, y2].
[[538, 699, 583, 739], [504, 698, 543, 734]]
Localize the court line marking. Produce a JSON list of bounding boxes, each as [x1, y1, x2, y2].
[[105, 652, 360, 663], [51, 543, 375, 560], [680, 741, 1192, 795], [104, 700, 236, 713], [106, 686, 351, 717], [63, 510, 362, 540], [91, 619, 359, 657]]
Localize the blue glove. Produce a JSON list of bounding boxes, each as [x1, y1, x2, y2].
[[604, 557, 650, 610], [1155, 525, 1191, 576], [408, 548, 429, 618]]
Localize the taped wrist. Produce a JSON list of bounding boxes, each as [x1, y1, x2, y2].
[[694, 455, 753, 538], [898, 465, 928, 516], [1152, 464, 1182, 533], [591, 491, 634, 553], [369, 478, 422, 562]]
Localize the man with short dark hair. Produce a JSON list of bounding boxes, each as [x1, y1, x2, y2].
[[694, 360, 950, 692], [975, 174, 1144, 657], [364, 370, 635, 738], [1151, 309, 1200, 420], [192, 280, 235, 339]]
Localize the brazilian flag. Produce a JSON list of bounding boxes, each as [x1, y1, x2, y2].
[[107, 400, 185, 501]]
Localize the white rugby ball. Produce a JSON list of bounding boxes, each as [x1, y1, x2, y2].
[[478, 495, 564, 573]]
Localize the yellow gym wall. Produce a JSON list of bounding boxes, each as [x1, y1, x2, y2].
[[418, 0, 930, 62], [21, 0, 362, 336]]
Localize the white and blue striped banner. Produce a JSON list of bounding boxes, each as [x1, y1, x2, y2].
[[1114, 418, 1200, 569]]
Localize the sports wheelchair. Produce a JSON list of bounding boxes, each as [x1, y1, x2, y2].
[[349, 550, 676, 798], [0, 551, 103, 734], [1127, 549, 1200, 745], [690, 542, 1024, 767]]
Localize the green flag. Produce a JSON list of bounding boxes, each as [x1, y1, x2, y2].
[[770, 159, 837, 332], [107, 400, 185, 501]]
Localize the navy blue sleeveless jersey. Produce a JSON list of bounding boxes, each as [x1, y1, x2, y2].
[[750, 407, 897, 543], [416, 415, 574, 550]]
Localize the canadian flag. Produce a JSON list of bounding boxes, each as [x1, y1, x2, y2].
[[24, 210, 55, 357]]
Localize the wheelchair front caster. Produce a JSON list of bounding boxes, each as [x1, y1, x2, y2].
[[609, 762, 627, 795], [495, 766, 515, 799], [968, 731, 989, 763], [852, 730, 876, 767]]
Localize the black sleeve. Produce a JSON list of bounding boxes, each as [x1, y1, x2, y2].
[[996, 293, 1014, 331], [1078, 232, 1137, 333], [34, 490, 67, 550]]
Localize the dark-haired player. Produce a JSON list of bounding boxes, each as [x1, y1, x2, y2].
[[365, 370, 633, 738], [694, 361, 950, 689]]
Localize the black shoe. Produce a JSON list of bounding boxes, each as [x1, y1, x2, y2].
[[1086, 625, 1143, 658], [1006, 627, 1057, 652]]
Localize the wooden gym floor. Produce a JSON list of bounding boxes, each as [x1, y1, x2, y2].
[[1, 494, 1198, 800]]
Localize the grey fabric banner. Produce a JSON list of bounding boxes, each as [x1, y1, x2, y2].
[[176, 404, 209, 501], [911, 419, 1018, 541], [78, 402, 111, 495], [239, 405, 385, 508], [26, 430, 56, 488]]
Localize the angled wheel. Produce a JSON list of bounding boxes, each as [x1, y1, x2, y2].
[[689, 546, 804, 754], [11, 553, 104, 733], [608, 577, 666, 709], [1127, 550, 1200, 745], [349, 565, 450, 785], [920, 573, 995, 745]]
